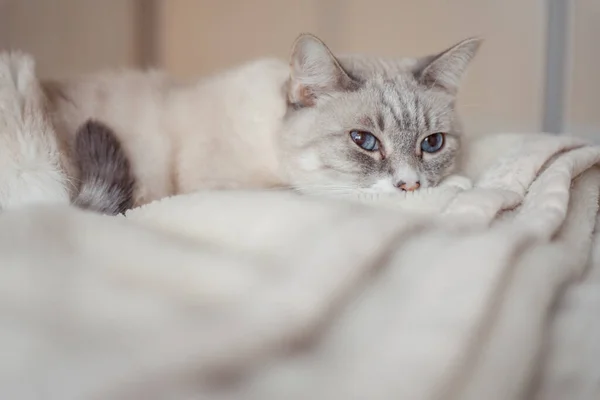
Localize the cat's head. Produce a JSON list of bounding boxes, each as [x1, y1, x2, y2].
[[278, 34, 481, 195]]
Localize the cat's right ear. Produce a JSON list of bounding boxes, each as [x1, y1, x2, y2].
[[413, 37, 482, 96], [288, 34, 355, 107]]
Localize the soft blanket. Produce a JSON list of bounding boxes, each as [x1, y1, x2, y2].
[[1, 53, 600, 400]]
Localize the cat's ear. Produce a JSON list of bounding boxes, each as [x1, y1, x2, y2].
[[288, 33, 356, 107], [413, 37, 482, 96]]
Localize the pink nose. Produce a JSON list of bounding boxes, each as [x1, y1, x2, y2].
[[396, 181, 420, 192]]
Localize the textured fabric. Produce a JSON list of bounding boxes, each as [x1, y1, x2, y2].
[[1, 132, 600, 399]]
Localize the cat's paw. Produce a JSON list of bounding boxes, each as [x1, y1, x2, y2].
[[439, 175, 473, 191]]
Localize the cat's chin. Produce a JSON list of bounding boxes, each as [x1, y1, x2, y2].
[[365, 179, 398, 194]]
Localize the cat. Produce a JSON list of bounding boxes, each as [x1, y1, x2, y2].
[[37, 33, 480, 213]]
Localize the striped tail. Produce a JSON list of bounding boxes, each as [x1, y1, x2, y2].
[[73, 120, 135, 215]]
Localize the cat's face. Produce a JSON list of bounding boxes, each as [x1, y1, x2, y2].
[[278, 34, 480, 195]]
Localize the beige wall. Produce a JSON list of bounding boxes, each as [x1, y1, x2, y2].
[[565, 0, 600, 139], [0, 0, 139, 79], [158, 0, 322, 77], [157, 0, 546, 135]]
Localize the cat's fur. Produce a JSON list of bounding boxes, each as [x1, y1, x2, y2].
[[0, 52, 131, 214], [40, 34, 480, 211]]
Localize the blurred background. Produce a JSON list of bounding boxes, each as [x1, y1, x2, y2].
[[0, 0, 598, 138]]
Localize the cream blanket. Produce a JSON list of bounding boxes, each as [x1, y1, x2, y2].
[[1, 54, 600, 400]]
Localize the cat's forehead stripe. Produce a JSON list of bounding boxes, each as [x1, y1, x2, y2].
[[376, 113, 385, 131], [376, 80, 433, 132], [415, 95, 430, 131], [380, 89, 403, 131], [400, 93, 412, 130]]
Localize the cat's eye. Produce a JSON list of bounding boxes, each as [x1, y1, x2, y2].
[[350, 130, 380, 152], [420, 133, 445, 153]]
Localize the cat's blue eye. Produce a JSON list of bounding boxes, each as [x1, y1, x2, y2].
[[350, 130, 379, 151], [420, 133, 445, 153]]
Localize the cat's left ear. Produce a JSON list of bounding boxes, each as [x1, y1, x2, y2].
[[288, 33, 356, 107], [413, 37, 482, 96]]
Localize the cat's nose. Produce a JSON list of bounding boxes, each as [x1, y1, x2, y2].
[[395, 180, 420, 192]]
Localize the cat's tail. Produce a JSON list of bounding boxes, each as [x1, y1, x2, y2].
[[73, 120, 135, 215]]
